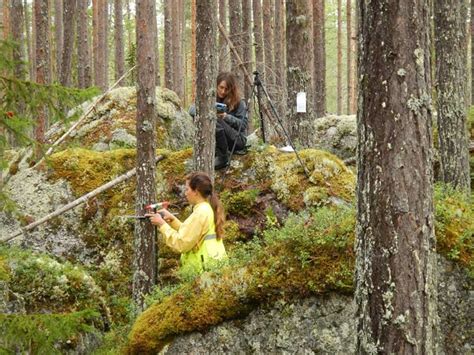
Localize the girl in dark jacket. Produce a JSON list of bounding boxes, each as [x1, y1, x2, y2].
[[214, 72, 248, 169]]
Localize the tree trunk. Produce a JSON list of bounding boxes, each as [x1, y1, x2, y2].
[[93, 0, 107, 90], [471, 0, 474, 104], [191, 0, 196, 101], [349, 0, 357, 114], [10, 0, 25, 80], [336, 0, 342, 115], [434, 0, 471, 192], [286, 0, 314, 147], [313, 0, 325, 118], [60, 0, 76, 87], [54, 0, 62, 81], [262, 0, 274, 85], [252, 0, 264, 75], [355, 1, 437, 353], [2, 0, 10, 39], [24, 0, 34, 80], [133, 0, 158, 312], [164, 0, 173, 90], [194, 0, 217, 176], [171, 0, 180, 96], [228, 0, 242, 85], [241, 0, 252, 100], [178, 0, 185, 100], [346, 0, 354, 114], [218, 0, 229, 72], [77, 0, 91, 88], [34, 0, 50, 157], [154, 2, 160, 86], [114, 0, 125, 85], [272, 0, 285, 123]]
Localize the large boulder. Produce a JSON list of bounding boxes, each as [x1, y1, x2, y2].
[[310, 115, 356, 160], [46, 86, 194, 152]]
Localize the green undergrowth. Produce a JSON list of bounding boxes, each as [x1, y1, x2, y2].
[[127, 183, 473, 353], [0, 246, 108, 353], [0, 310, 100, 354]]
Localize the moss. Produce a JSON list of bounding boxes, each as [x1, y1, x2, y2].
[[221, 189, 260, 217], [0, 245, 107, 315], [48, 148, 137, 197], [0, 256, 10, 281], [127, 186, 472, 352]]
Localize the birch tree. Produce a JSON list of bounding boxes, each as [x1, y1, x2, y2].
[[355, 0, 437, 353]]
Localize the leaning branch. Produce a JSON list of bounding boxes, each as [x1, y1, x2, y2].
[[2, 155, 165, 243], [36, 65, 136, 166]]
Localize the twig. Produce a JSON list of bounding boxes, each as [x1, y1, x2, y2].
[[2, 155, 164, 243]]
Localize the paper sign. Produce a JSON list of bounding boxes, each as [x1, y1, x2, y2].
[[296, 92, 306, 113]]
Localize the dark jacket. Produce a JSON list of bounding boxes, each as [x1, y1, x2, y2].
[[221, 99, 248, 134]]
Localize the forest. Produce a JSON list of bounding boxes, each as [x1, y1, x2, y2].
[[0, 0, 473, 354]]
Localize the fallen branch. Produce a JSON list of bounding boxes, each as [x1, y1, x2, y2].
[[36, 66, 136, 166], [2, 155, 165, 243]]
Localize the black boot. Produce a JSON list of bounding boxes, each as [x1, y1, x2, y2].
[[214, 155, 229, 170]]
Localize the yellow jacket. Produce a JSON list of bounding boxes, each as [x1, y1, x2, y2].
[[159, 201, 227, 274]]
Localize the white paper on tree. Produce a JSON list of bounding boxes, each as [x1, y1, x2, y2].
[[296, 92, 306, 113]]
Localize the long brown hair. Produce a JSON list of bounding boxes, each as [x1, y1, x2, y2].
[[186, 172, 225, 239], [216, 72, 241, 111]]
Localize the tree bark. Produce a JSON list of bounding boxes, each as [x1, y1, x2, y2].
[[34, 0, 50, 157], [191, 0, 196, 101], [2, 0, 10, 39], [194, 0, 217, 177], [23, 0, 33, 80], [286, 0, 314, 147], [252, 0, 264, 75], [10, 0, 25, 80], [228, 0, 242, 84], [164, 0, 173, 90], [346, 0, 355, 114], [434, 0, 471, 192], [355, 1, 437, 353], [336, 0, 342, 115], [262, 0, 274, 85], [60, 0, 76, 87], [241, 0, 252, 100], [133, 0, 158, 312], [77, 0, 91, 88], [313, 0, 325, 118], [114, 0, 125, 85], [218, 0, 229, 72], [54, 0, 62, 81], [93, 0, 108, 90]]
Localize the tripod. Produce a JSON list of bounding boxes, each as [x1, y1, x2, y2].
[[220, 71, 310, 184]]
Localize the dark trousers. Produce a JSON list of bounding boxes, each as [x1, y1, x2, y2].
[[215, 119, 246, 158]]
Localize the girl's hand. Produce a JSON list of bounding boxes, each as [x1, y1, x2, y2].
[[146, 212, 165, 226], [217, 112, 226, 119], [158, 209, 174, 222]]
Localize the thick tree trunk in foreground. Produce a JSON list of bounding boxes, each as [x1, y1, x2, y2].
[[286, 0, 314, 147], [133, 0, 157, 312], [313, 0, 325, 118], [434, 0, 471, 192], [355, 1, 437, 353], [193, 0, 217, 176]]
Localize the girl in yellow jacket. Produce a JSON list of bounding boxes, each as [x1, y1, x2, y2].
[[147, 172, 227, 275]]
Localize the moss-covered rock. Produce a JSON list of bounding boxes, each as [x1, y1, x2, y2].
[[0, 246, 108, 353], [46, 86, 194, 152], [127, 185, 473, 353]]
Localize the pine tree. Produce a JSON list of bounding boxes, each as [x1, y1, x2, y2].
[[434, 0, 471, 192], [355, 1, 437, 352], [133, 0, 158, 312], [313, 0, 325, 118]]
